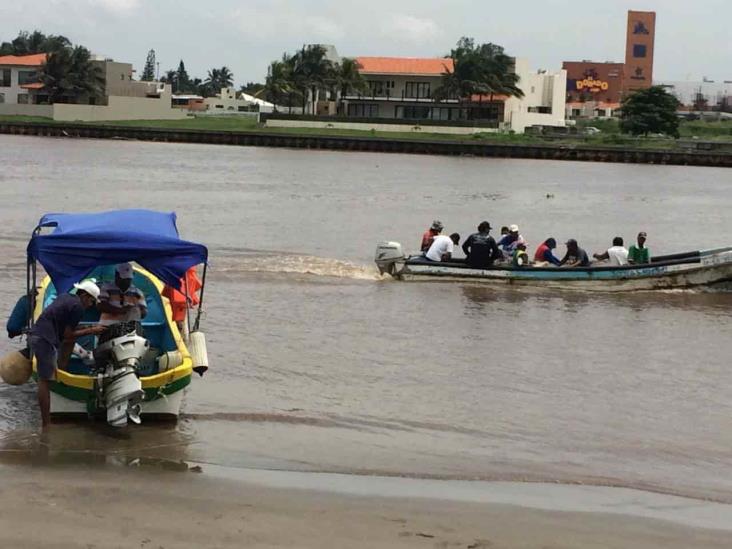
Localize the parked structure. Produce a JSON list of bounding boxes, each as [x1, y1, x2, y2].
[[657, 80, 732, 110], [337, 55, 566, 133], [563, 10, 656, 119], [0, 53, 186, 121], [0, 53, 46, 105]]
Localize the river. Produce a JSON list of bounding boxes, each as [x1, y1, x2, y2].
[[0, 134, 730, 502]]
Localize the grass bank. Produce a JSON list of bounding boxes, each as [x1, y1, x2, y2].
[[2, 114, 731, 152]]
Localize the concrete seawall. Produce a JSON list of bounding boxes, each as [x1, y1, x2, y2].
[[1, 121, 730, 168]]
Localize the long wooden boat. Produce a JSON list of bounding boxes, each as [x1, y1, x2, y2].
[[375, 243, 732, 291]]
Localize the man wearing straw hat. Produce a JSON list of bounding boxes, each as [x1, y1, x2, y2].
[[29, 280, 105, 428]]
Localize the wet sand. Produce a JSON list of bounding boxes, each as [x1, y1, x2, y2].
[[1, 465, 730, 549]]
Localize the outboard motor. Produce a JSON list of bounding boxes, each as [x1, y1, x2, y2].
[[375, 241, 405, 276], [94, 322, 148, 427]]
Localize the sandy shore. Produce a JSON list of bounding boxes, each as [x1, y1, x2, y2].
[[0, 464, 730, 549]]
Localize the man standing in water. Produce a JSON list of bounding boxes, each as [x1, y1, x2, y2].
[[30, 280, 105, 428]]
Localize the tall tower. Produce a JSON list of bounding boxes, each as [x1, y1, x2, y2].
[[623, 10, 656, 96]]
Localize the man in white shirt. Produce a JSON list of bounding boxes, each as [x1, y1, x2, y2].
[[593, 237, 629, 266], [426, 233, 460, 262]]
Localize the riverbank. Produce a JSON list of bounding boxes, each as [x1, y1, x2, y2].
[[2, 463, 731, 549], [1, 117, 731, 167]]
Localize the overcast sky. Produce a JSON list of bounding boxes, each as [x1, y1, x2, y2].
[[2, 0, 730, 85]]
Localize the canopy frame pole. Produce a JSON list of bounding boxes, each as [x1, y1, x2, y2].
[[184, 274, 192, 339], [193, 263, 207, 332], [26, 226, 41, 352]]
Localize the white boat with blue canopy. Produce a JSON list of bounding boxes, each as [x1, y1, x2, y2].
[[26, 209, 209, 426], [375, 242, 732, 291]]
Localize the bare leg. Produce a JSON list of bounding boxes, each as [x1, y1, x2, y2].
[[38, 379, 51, 429]]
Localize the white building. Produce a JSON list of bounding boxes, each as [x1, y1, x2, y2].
[[0, 53, 46, 105], [338, 54, 566, 133], [203, 87, 275, 113]]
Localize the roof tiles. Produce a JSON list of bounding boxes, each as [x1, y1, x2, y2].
[[356, 57, 453, 76], [0, 53, 47, 67]]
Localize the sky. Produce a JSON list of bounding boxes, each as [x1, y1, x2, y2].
[[1, 0, 730, 85]]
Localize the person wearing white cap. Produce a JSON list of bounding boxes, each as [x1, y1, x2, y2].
[[98, 263, 147, 325], [498, 224, 526, 260], [29, 279, 104, 428]]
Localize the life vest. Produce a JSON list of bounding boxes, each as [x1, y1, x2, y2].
[[513, 249, 529, 268]]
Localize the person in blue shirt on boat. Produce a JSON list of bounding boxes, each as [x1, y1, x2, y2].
[[533, 238, 562, 266], [498, 225, 526, 260], [30, 280, 105, 428], [462, 221, 501, 269], [560, 239, 591, 267]]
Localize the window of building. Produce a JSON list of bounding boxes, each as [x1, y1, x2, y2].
[[17, 70, 38, 85], [528, 106, 552, 114], [0, 93, 4, 103], [633, 44, 647, 58], [396, 105, 431, 119], [404, 82, 431, 99], [348, 103, 379, 117], [17, 93, 30, 104], [1, 69, 10, 87]]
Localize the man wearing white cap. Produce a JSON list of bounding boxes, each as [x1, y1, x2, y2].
[[30, 280, 104, 428], [98, 263, 147, 325], [498, 224, 526, 260]]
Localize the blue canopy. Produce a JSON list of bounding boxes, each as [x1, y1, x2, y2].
[[27, 209, 208, 293]]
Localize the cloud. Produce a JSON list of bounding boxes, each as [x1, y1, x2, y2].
[[81, 0, 141, 15], [380, 14, 442, 45]]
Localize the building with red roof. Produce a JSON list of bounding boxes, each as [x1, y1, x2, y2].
[[0, 53, 47, 105]]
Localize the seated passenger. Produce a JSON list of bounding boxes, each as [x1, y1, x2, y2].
[[462, 221, 501, 269], [98, 263, 147, 325], [593, 237, 629, 266], [534, 238, 561, 267], [421, 220, 444, 253], [560, 239, 591, 268], [512, 242, 530, 268], [496, 226, 510, 245], [426, 233, 460, 262], [499, 224, 525, 259], [628, 231, 651, 264]]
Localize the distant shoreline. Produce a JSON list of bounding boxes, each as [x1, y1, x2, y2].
[[2, 119, 731, 168]]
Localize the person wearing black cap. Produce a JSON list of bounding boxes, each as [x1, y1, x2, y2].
[[628, 232, 651, 264], [462, 221, 501, 269], [560, 239, 591, 267]]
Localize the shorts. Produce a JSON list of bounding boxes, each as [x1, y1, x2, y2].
[[31, 336, 57, 380]]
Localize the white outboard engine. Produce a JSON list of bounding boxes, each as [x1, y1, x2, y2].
[[94, 322, 148, 427], [375, 241, 405, 276]]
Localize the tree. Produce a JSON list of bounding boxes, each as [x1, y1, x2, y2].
[[620, 86, 681, 137], [175, 60, 190, 93], [204, 66, 234, 95], [0, 30, 70, 55], [434, 37, 523, 120], [333, 57, 367, 113], [290, 45, 335, 114], [240, 81, 265, 97], [141, 49, 156, 81], [264, 56, 295, 110], [41, 45, 104, 104]]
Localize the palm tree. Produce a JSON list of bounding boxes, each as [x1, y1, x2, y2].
[[0, 31, 70, 55], [333, 57, 367, 114], [434, 37, 523, 120], [41, 45, 104, 104], [290, 45, 334, 115], [265, 56, 294, 111]]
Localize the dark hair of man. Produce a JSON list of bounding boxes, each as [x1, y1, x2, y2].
[[478, 221, 491, 233], [613, 236, 623, 246], [500, 226, 509, 233], [545, 237, 557, 248], [450, 233, 460, 244]]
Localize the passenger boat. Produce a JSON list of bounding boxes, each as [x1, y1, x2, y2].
[[26, 210, 209, 426], [375, 242, 732, 291]]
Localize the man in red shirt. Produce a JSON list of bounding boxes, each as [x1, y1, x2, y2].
[[420, 220, 444, 252]]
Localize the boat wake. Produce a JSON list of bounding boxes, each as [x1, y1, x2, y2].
[[212, 250, 383, 281]]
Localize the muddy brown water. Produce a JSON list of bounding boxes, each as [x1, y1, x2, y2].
[[0, 135, 730, 502]]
